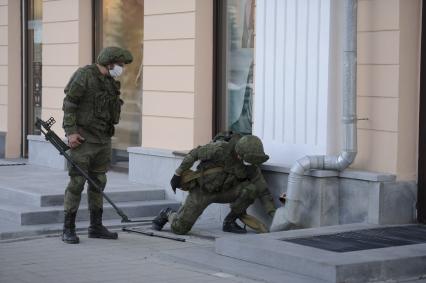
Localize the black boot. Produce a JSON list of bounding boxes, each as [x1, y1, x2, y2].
[[62, 211, 80, 244], [152, 208, 173, 231], [88, 209, 118, 239], [223, 211, 247, 234]]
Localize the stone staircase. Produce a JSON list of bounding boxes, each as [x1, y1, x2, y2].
[[0, 163, 180, 227]]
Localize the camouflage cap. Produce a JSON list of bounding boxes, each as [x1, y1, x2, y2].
[[235, 135, 269, 165], [97, 47, 133, 66]]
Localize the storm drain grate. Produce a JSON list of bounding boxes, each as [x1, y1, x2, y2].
[[283, 225, 426, 252]]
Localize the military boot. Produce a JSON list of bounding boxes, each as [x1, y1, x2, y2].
[[223, 211, 247, 234], [88, 209, 118, 239], [62, 211, 80, 244], [152, 208, 173, 231]]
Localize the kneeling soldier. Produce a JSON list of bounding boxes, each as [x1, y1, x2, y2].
[[152, 134, 276, 235]]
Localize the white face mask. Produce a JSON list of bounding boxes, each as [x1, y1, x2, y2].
[[109, 64, 123, 78], [243, 160, 252, 166]]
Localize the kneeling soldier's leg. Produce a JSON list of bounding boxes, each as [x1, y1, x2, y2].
[[222, 182, 258, 234], [171, 191, 210, 235], [250, 168, 276, 217], [230, 182, 258, 215]]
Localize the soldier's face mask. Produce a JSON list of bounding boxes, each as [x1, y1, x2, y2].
[[109, 64, 123, 78]]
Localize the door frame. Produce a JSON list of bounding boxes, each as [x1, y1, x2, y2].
[[417, 0, 426, 224]]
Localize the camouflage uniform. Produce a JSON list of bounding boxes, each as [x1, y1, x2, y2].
[[62, 47, 132, 243], [155, 134, 276, 235]]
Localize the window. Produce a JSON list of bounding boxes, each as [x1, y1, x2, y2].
[[94, 0, 144, 161], [23, 0, 43, 156], [215, 0, 255, 135]]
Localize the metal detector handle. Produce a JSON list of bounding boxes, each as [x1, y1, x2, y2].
[[122, 227, 186, 242]]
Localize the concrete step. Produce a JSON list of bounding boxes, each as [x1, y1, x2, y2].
[[0, 187, 40, 207], [0, 185, 166, 207], [0, 200, 181, 225], [40, 188, 165, 207]]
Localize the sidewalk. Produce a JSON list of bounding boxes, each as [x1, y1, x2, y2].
[[0, 160, 322, 283], [0, 228, 323, 283], [1, 160, 426, 282]]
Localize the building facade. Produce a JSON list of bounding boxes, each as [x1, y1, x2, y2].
[[0, 0, 424, 226]]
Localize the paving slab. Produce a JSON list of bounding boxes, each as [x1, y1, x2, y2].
[[215, 223, 426, 283]]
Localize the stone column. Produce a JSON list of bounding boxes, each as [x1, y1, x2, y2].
[[142, 0, 213, 151]]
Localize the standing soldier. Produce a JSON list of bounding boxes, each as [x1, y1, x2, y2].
[[61, 47, 133, 244], [152, 133, 276, 235]]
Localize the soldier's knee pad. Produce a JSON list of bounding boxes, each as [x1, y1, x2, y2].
[[67, 175, 86, 195], [171, 218, 192, 235]]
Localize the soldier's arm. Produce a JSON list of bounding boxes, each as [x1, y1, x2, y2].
[[175, 142, 224, 175], [62, 69, 86, 136], [248, 166, 276, 217]]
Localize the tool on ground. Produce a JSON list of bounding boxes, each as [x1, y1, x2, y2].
[[122, 227, 186, 242], [239, 213, 269, 233], [35, 117, 153, 224]]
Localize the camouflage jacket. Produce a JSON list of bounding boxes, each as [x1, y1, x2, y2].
[[176, 138, 265, 193], [62, 64, 123, 143]]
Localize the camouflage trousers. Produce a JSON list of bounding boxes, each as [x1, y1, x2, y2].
[[64, 141, 111, 213], [168, 180, 275, 235]]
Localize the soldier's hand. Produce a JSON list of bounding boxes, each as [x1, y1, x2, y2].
[[68, 133, 85, 149], [170, 174, 182, 193]]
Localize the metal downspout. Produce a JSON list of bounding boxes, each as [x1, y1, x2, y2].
[[270, 0, 358, 231]]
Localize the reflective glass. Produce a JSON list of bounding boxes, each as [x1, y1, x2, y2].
[[226, 0, 255, 135], [98, 0, 144, 150]]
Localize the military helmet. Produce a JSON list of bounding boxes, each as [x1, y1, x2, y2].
[[97, 46, 133, 66], [235, 135, 269, 165]]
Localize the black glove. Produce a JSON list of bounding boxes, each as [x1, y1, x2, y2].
[[170, 174, 182, 193]]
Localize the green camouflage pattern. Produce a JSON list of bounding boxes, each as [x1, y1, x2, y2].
[[170, 134, 276, 234], [62, 64, 123, 143], [64, 142, 111, 213], [235, 135, 269, 165], [97, 46, 133, 66]]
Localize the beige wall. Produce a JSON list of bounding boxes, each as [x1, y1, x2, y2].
[[354, 0, 421, 180], [2, 0, 22, 158], [41, 0, 92, 136], [0, 0, 8, 134], [142, 0, 213, 150]]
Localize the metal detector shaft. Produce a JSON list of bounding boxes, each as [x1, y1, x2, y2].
[[35, 117, 153, 224], [122, 227, 186, 242]]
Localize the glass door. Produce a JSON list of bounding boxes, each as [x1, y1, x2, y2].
[[23, 0, 43, 156], [215, 0, 255, 135], [94, 0, 144, 163]]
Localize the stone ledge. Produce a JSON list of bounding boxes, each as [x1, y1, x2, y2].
[[27, 135, 67, 170], [262, 162, 396, 182], [27, 135, 47, 142], [340, 169, 396, 182], [130, 148, 397, 182], [215, 224, 426, 283], [128, 146, 184, 159]]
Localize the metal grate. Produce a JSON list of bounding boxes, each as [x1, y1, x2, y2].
[[283, 225, 426, 252]]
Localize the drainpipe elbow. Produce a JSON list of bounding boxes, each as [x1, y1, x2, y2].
[[337, 151, 357, 171]]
